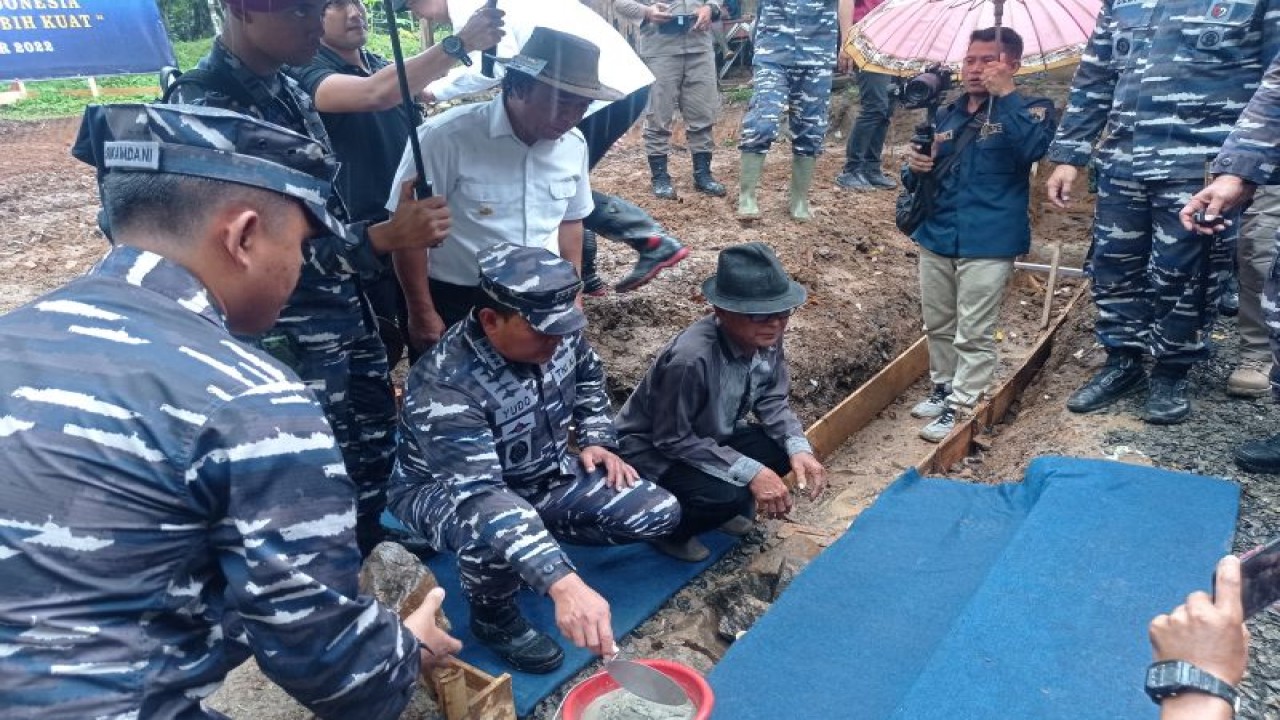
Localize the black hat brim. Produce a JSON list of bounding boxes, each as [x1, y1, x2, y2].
[[701, 277, 808, 314]]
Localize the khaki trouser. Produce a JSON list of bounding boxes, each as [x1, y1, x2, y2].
[[918, 247, 1014, 409], [642, 51, 721, 156], [1238, 186, 1280, 361]]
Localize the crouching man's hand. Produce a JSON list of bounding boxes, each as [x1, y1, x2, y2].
[[549, 573, 614, 657], [580, 445, 640, 491]]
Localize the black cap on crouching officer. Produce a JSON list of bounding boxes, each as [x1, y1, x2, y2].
[[72, 102, 348, 242], [477, 244, 586, 335]]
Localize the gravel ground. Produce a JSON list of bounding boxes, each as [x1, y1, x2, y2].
[[1102, 319, 1280, 719]]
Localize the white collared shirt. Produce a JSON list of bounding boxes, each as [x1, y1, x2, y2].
[[427, 0, 655, 115], [385, 94, 592, 286]]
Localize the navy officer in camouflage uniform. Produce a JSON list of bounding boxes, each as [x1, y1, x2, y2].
[[0, 103, 459, 720], [1180, 52, 1280, 472], [1046, 0, 1280, 424], [163, 0, 455, 556], [736, 0, 839, 221], [388, 244, 681, 673]]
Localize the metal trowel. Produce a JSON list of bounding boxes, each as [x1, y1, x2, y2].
[[604, 646, 689, 706]]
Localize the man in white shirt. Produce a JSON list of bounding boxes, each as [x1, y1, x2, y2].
[[399, 0, 690, 308], [387, 27, 612, 337]]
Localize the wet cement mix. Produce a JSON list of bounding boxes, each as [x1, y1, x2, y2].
[[3, 70, 1276, 719], [578, 689, 695, 720]]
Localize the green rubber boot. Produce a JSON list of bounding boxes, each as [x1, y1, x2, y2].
[[737, 152, 765, 219], [789, 155, 817, 221]]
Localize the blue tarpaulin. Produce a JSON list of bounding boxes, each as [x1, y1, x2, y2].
[[1, 0, 175, 80], [709, 457, 1240, 719]]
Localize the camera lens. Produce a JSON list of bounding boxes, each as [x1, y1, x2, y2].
[[903, 72, 942, 108]]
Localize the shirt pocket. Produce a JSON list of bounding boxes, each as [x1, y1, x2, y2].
[[457, 181, 522, 224], [533, 177, 579, 218], [1176, 8, 1255, 65], [973, 135, 1017, 175]]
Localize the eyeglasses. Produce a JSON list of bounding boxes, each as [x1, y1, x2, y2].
[[746, 308, 795, 324]]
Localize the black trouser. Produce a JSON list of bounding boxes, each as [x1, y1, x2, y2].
[[656, 426, 791, 541], [576, 86, 650, 169]]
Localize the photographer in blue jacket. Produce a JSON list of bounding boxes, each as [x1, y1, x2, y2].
[[900, 26, 1055, 443]]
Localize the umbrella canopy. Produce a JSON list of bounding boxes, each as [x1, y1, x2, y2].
[[845, 0, 1101, 77]]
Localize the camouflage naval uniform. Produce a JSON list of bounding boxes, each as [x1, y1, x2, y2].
[[1208, 52, 1280, 396], [1047, 0, 1280, 371], [738, 0, 839, 156], [388, 245, 680, 610], [0, 103, 421, 718], [168, 39, 397, 554]]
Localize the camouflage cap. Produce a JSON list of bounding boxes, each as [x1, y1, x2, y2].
[[478, 244, 586, 335], [72, 103, 348, 242]]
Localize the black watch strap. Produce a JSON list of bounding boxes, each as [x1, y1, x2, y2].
[[441, 35, 472, 67], [1145, 660, 1239, 712]]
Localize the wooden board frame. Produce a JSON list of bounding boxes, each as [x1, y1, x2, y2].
[[916, 287, 1087, 474], [430, 659, 516, 720]]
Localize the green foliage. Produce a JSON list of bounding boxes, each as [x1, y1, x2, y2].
[[0, 0, 449, 121], [0, 38, 213, 121], [157, 0, 217, 42]]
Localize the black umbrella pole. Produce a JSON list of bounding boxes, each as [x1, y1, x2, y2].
[[383, 0, 432, 199]]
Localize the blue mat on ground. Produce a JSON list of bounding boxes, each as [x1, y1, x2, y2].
[[382, 507, 737, 717], [709, 456, 1240, 720]]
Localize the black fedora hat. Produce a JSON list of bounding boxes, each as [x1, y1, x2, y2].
[[702, 243, 807, 314]]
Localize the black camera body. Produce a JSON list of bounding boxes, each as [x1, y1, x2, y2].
[[656, 14, 698, 34], [900, 64, 955, 110]]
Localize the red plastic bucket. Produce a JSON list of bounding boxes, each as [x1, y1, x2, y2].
[[560, 659, 714, 720]]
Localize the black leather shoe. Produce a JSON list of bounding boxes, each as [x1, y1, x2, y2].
[[1235, 434, 1280, 473], [470, 607, 564, 673], [1144, 375, 1191, 425], [862, 169, 897, 189], [1066, 355, 1146, 413]]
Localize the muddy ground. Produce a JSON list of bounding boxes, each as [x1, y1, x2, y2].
[[1, 74, 1276, 719]]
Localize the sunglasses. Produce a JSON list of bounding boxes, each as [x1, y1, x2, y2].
[[746, 308, 795, 324]]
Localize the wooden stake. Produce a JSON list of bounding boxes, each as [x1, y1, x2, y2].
[[1039, 244, 1061, 331]]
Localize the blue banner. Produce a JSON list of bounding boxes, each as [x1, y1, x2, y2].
[[0, 0, 175, 80]]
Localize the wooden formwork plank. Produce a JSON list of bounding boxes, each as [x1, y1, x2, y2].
[[917, 286, 1087, 475], [804, 336, 930, 460], [430, 659, 515, 720]]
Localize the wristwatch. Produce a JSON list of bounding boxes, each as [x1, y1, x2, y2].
[[1145, 660, 1239, 712], [440, 35, 472, 67]]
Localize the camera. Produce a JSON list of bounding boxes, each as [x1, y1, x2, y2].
[[900, 64, 954, 110]]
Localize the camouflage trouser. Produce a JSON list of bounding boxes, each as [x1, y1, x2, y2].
[[1090, 175, 1236, 368], [738, 62, 832, 157], [643, 51, 721, 156], [428, 466, 680, 606], [264, 297, 396, 556], [1241, 187, 1280, 363]]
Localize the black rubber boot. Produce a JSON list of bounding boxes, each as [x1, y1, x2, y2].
[[1144, 366, 1191, 425], [1066, 352, 1146, 413], [580, 229, 607, 297], [584, 193, 690, 292], [691, 151, 726, 196], [1235, 434, 1280, 473], [616, 235, 689, 293], [470, 603, 564, 674], [647, 154, 676, 199]]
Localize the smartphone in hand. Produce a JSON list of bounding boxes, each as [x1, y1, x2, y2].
[[1236, 536, 1280, 618]]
